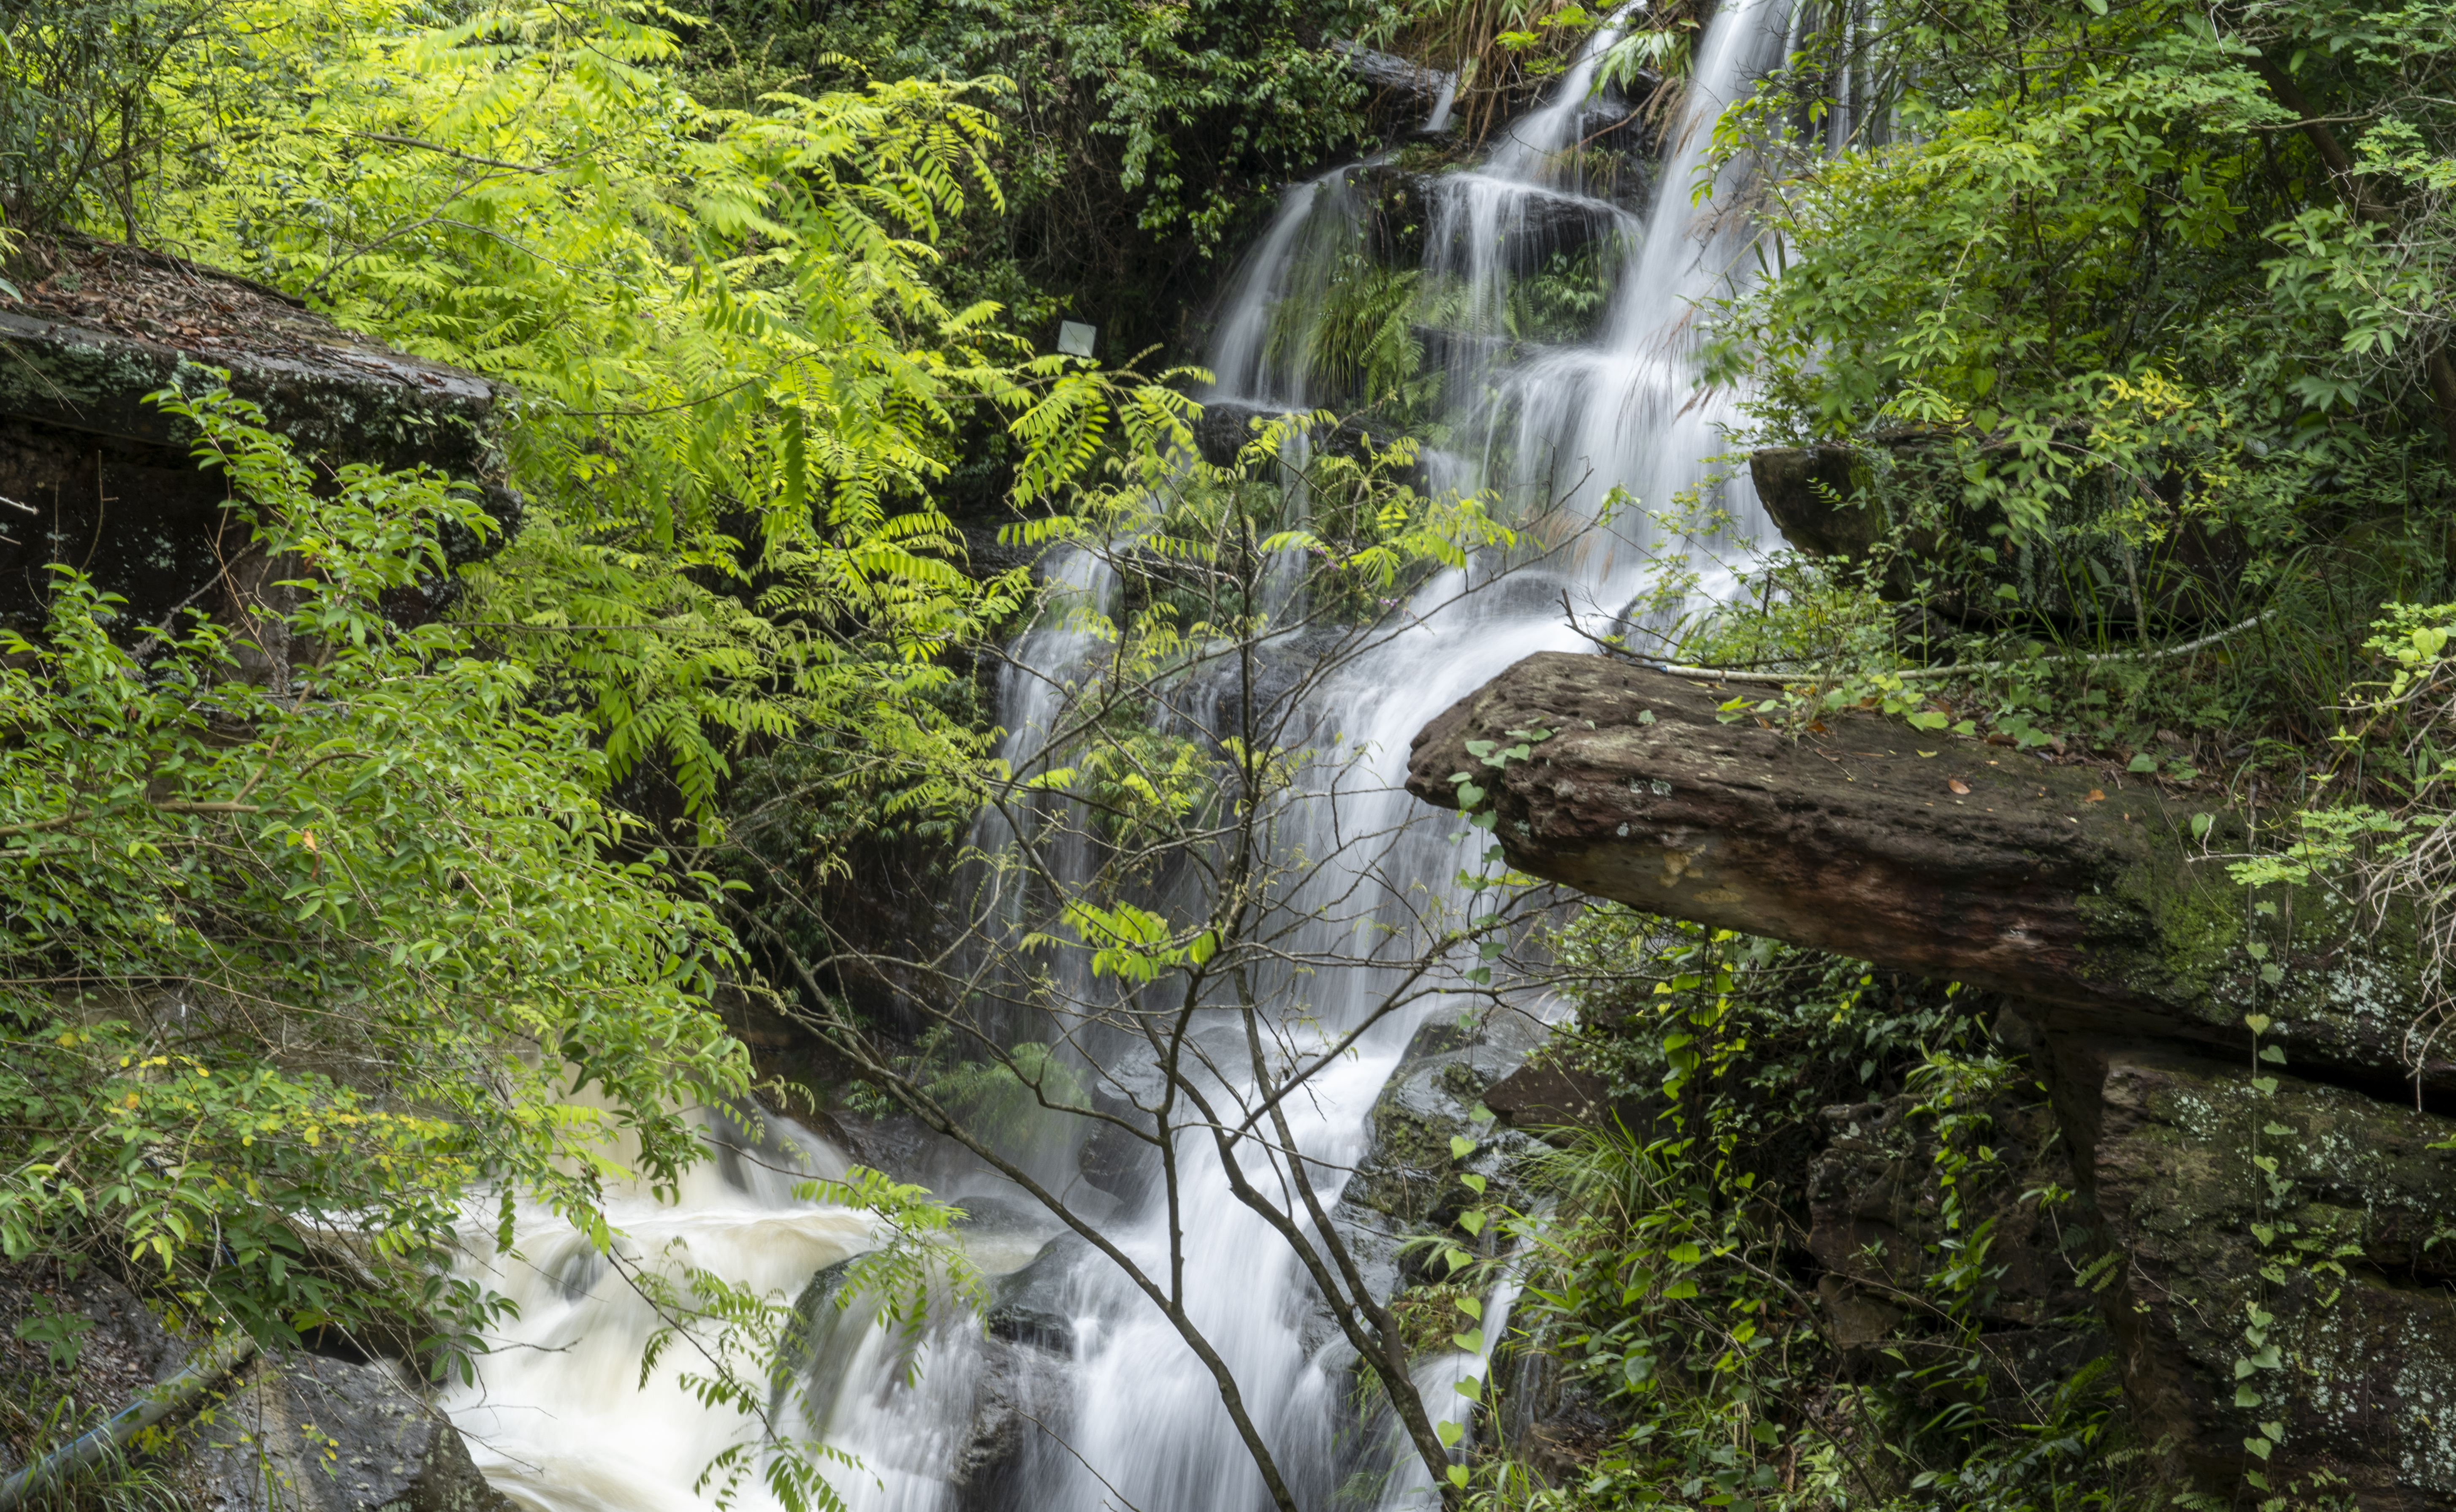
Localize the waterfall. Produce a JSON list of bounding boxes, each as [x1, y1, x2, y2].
[[439, 3, 1793, 1509]]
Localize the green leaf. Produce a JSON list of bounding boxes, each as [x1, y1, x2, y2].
[[1437, 1419, 1466, 1448], [2128, 754, 2160, 773]]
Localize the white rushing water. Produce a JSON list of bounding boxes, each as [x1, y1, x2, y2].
[[442, 3, 1793, 1508]]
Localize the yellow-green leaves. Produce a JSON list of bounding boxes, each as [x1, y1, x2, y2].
[[1029, 900, 1218, 985]]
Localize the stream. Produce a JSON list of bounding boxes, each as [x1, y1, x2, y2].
[[439, 3, 1791, 1507]]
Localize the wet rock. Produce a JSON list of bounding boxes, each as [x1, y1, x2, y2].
[[1348, 166, 1630, 274], [1480, 188, 1629, 270], [1333, 43, 1453, 116], [957, 1334, 1062, 1501], [1494, 1319, 1619, 1482], [1414, 324, 1513, 382], [1482, 1060, 1644, 1134], [1075, 1119, 1155, 1206], [951, 1193, 1057, 1236], [1330, 1014, 1543, 1303], [987, 1233, 1095, 1354], [182, 1353, 511, 1512], [1347, 165, 1435, 266]]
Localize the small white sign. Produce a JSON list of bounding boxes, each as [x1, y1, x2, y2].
[[1057, 320, 1097, 358]]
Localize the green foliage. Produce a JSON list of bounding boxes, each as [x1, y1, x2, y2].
[[0, 1379, 189, 1512], [31, 0, 1149, 836], [1293, 256, 1434, 413], [1665, 0, 2456, 764], [687, 0, 1392, 260], [1716, 0, 2456, 466], [0, 0, 222, 236], [0, 386, 751, 1366]]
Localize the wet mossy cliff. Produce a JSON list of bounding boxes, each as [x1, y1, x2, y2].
[[1407, 652, 2456, 1510], [0, 238, 511, 656]]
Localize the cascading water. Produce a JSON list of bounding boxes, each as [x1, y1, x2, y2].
[[440, 4, 1793, 1508]]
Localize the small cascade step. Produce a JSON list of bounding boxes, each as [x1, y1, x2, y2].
[[1349, 163, 1637, 271]]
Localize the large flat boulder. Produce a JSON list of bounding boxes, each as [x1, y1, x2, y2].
[[0, 238, 509, 639]]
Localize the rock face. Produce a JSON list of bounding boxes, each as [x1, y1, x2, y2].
[[181, 1354, 512, 1512], [0, 1264, 503, 1511], [0, 237, 510, 644], [2063, 1044, 2456, 1507], [1333, 44, 1454, 119], [1325, 1015, 1539, 1318], [1190, 398, 1420, 478], [1407, 651, 2456, 1507], [1807, 1083, 2111, 1417]]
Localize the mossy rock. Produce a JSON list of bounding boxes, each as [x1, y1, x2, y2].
[[2071, 1044, 2456, 1505]]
